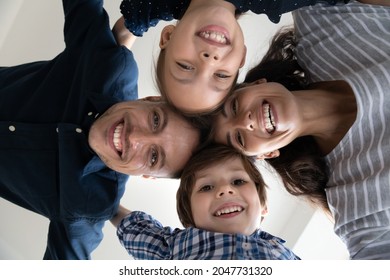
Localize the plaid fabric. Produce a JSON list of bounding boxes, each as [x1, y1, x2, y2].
[[117, 211, 300, 260]]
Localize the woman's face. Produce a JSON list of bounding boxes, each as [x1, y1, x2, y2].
[[213, 81, 302, 156], [159, 3, 246, 114]]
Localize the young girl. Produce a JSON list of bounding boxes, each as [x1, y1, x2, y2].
[[212, 1, 390, 259], [120, 0, 350, 115], [112, 144, 300, 259]]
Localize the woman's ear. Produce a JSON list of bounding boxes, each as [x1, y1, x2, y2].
[[159, 25, 176, 49], [256, 150, 280, 160]]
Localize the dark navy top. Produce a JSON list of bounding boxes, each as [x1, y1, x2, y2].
[[0, 0, 138, 259], [120, 0, 349, 36]]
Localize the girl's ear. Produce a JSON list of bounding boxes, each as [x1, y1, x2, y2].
[[256, 150, 280, 160], [159, 25, 176, 49]]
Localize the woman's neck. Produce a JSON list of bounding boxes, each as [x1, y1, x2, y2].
[[297, 80, 357, 155]]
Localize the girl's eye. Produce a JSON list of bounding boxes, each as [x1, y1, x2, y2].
[[152, 112, 160, 131], [232, 179, 246, 186], [150, 149, 158, 167], [215, 73, 231, 79], [177, 62, 194, 71], [199, 185, 213, 192]]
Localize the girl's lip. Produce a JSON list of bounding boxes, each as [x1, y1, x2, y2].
[[196, 25, 231, 46]]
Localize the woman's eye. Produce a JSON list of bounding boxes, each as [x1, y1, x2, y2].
[[177, 62, 194, 71], [152, 112, 160, 131], [199, 185, 213, 192], [236, 131, 244, 147], [150, 149, 158, 167], [232, 179, 246, 186], [215, 73, 231, 79]]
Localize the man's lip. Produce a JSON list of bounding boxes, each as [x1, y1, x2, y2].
[[109, 119, 124, 158]]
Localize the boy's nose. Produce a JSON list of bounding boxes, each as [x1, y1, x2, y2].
[[216, 185, 235, 197]]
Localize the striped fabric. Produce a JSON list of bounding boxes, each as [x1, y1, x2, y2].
[[293, 1, 390, 259], [117, 211, 300, 260]]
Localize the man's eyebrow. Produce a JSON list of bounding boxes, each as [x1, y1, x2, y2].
[[157, 148, 166, 171]]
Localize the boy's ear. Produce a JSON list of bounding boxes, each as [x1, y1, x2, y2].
[[159, 25, 176, 49], [256, 150, 280, 160]]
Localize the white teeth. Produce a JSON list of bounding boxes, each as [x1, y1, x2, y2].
[[113, 123, 123, 152], [215, 206, 243, 217], [199, 31, 227, 44], [263, 103, 275, 133]]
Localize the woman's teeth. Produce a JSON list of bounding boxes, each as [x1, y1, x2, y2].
[[263, 103, 275, 133], [113, 123, 123, 152], [199, 31, 227, 44]]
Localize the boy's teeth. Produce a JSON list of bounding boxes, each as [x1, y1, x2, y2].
[[215, 206, 243, 216], [113, 123, 123, 152], [263, 103, 275, 133]]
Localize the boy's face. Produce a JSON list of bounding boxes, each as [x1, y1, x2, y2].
[[88, 99, 200, 178], [159, 3, 246, 114], [190, 157, 265, 235]]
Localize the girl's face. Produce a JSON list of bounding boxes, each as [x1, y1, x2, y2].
[[213, 81, 302, 156], [190, 157, 266, 236], [159, 3, 246, 114]]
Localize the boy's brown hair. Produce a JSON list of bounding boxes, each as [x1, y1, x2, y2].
[[176, 143, 267, 228]]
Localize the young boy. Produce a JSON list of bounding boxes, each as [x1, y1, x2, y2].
[[111, 144, 300, 259]]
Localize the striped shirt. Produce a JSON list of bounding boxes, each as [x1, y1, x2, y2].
[[293, 1, 390, 259], [117, 211, 300, 260]]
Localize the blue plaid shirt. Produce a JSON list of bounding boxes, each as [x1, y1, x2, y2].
[[117, 211, 300, 260]]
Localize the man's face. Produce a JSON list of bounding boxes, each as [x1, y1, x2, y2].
[[88, 99, 200, 177]]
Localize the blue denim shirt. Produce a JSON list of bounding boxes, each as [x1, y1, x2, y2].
[[0, 0, 138, 259]]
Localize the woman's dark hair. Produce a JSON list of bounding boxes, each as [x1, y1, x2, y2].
[[177, 143, 267, 228], [242, 27, 330, 212]]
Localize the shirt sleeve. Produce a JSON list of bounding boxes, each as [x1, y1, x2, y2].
[[44, 219, 105, 260], [120, 0, 191, 37], [117, 211, 176, 259]]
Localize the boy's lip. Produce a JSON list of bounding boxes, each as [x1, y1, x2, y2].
[[213, 202, 244, 217]]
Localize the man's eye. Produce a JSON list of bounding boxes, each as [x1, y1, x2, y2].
[[150, 149, 158, 167], [231, 98, 238, 115], [177, 62, 194, 71], [152, 112, 160, 131], [199, 185, 213, 192], [215, 73, 231, 79], [232, 179, 246, 186]]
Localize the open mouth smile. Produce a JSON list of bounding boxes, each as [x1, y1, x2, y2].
[[262, 102, 276, 134], [214, 205, 244, 217]]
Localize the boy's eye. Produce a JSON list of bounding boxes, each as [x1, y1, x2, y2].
[[199, 185, 213, 192], [152, 111, 160, 131], [177, 62, 194, 71], [232, 179, 246, 186], [150, 148, 158, 167]]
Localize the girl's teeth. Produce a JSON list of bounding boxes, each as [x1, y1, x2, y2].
[[199, 31, 227, 44], [113, 123, 123, 152]]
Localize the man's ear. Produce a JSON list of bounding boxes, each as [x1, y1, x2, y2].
[[141, 96, 163, 102], [142, 175, 156, 180], [159, 25, 175, 49], [256, 150, 280, 160]]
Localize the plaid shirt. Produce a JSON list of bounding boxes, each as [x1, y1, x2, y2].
[[117, 211, 300, 260]]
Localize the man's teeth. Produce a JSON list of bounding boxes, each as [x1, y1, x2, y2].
[[113, 123, 123, 152], [215, 206, 243, 217], [263, 103, 275, 133], [199, 31, 227, 44]]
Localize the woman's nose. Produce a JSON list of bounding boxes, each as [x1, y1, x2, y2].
[[237, 111, 254, 131]]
